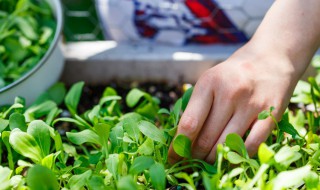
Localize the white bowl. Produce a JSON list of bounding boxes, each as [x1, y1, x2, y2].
[[0, 0, 64, 106]]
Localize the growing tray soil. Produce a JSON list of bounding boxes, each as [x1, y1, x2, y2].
[[77, 81, 185, 114]]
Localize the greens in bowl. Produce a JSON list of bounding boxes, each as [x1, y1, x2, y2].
[[0, 0, 56, 88]]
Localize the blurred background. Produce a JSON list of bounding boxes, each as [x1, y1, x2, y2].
[[62, 0, 104, 41]]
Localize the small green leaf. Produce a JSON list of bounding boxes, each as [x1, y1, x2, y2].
[[26, 165, 59, 190], [67, 130, 101, 145], [106, 154, 119, 179], [150, 163, 166, 190], [305, 171, 319, 189], [68, 170, 92, 190], [274, 146, 301, 169], [182, 87, 193, 111], [27, 120, 51, 157], [53, 117, 86, 130], [225, 133, 248, 158], [173, 99, 182, 126], [258, 143, 275, 164], [130, 156, 155, 174], [47, 82, 66, 105], [0, 118, 9, 132], [41, 154, 55, 169], [65, 82, 84, 116], [278, 120, 300, 139], [138, 121, 166, 144], [158, 108, 170, 115], [9, 128, 42, 163], [173, 134, 192, 158], [272, 165, 311, 190], [102, 87, 118, 97], [123, 117, 140, 143], [137, 138, 154, 156], [117, 175, 138, 190], [25, 101, 57, 121], [94, 123, 111, 156], [226, 152, 247, 164], [88, 176, 107, 190], [15, 17, 38, 40], [9, 113, 27, 131], [126, 88, 146, 108], [0, 166, 12, 185], [99, 96, 122, 106], [258, 110, 270, 120]]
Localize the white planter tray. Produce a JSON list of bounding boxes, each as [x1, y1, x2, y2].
[[61, 41, 318, 84]]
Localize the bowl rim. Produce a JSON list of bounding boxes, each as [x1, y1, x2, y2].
[[0, 0, 63, 93]]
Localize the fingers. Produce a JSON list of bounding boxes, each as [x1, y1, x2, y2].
[[245, 117, 275, 157], [168, 73, 215, 164], [191, 99, 233, 160], [205, 109, 256, 163]]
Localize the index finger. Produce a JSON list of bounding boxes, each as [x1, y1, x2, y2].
[[168, 73, 215, 164]]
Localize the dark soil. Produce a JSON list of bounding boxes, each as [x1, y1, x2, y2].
[[77, 81, 185, 113]]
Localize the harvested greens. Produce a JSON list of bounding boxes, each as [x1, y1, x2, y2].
[[0, 0, 56, 88]]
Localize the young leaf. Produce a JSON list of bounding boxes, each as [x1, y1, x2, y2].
[[158, 108, 170, 115], [258, 143, 275, 164], [26, 165, 59, 190], [0, 167, 12, 189], [24, 100, 57, 121], [123, 117, 140, 143], [0, 118, 9, 132], [65, 81, 84, 116], [149, 163, 166, 190], [226, 152, 247, 164], [66, 130, 101, 145], [88, 175, 107, 190], [47, 82, 67, 105], [9, 128, 43, 163], [94, 123, 111, 156], [106, 154, 119, 179], [138, 121, 166, 144], [173, 99, 182, 126], [274, 146, 301, 169], [258, 110, 270, 120], [137, 138, 154, 156], [225, 133, 248, 158], [68, 170, 92, 190], [304, 171, 319, 189], [271, 165, 311, 190], [117, 175, 138, 190], [53, 117, 87, 130], [181, 87, 193, 111], [27, 120, 51, 157], [129, 156, 155, 175], [278, 120, 300, 139], [9, 113, 27, 131], [173, 134, 192, 159], [126, 88, 146, 108]]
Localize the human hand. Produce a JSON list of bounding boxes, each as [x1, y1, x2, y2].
[[168, 46, 302, 164]]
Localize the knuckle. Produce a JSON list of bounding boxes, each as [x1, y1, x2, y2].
[[194, 136, 213, 153], [198, 70, 216, 88], [179, 114, 199, 134]]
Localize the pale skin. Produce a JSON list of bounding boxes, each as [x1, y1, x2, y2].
[[168, 0, 320, 164]]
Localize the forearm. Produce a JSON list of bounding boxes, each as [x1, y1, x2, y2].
[[239, 0, 320, 81]]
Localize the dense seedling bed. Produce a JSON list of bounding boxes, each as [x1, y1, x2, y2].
[[1, 58, 320, 189]]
